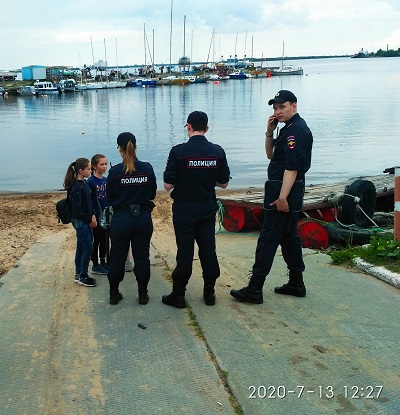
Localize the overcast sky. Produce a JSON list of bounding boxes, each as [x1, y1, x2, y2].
[[1, 0, 399, 70]]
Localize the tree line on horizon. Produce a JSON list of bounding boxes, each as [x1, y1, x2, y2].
[[368, 48, 400, 57]]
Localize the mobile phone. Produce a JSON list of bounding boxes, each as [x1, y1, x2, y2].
[[273, 117, 278, 126]]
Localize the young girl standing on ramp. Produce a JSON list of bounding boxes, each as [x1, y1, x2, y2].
[[63, 158, 97, 287], [87, 154, 109, 275]]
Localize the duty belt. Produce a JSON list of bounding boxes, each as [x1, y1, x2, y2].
[[113, 204, 151, 212]]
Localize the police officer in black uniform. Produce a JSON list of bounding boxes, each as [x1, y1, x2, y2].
[[162, 111, 230, 308], [231, 90, 313, 304], [106, 132, 157, 305]]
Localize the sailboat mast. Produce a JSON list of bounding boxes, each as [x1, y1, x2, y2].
[[212, 28, 215, 64], [90, 36, 95, 78], [144, 23, 147, 72], [104, 38, 107, 81], [190, 29, 193, 71], [152, 29, 155, 71], [182, 15, 186, 71], [115, 38, 119, 80], [244, 29, 247, 59], [169, 0, 173, 69], [251, 35, 254, 64], [234, 31, 238, 66]]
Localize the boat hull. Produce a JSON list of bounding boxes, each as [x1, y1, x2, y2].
[[270, 68, 303, 76]]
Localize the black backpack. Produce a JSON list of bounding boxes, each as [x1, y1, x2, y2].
[[56, 194, 72, 224]]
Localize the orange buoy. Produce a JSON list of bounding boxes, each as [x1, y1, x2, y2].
[[297, 220, 329, 250]]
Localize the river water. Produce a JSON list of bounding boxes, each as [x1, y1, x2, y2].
[[1, 57, 400, 192]]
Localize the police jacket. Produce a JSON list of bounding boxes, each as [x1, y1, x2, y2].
[[268, 113, 313, 182], [164, 135, 230, 202], [106, 160, 157, 209], [70, 180, 95, 223]]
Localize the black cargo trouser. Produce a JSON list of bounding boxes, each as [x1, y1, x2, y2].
[[107, 209, 153, 290], [252, 209, 305, 279], [171, 199, 220, 290]]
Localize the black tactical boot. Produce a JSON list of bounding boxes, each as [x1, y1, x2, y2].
[[138, 282, 149, 305], [203, 283, 216, 306], [162, 292, 186, 308], [110, 289, 123, 305], [230, 277, 264, 304], [274, 271, 306, 297], [162, 285, 186, 309]]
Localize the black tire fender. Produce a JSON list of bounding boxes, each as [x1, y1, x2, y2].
[[339, 179, 376, 228], [324, 222, 372, 246]]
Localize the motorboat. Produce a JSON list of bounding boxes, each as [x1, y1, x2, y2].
[[17, 85, 36, 96], [228, 70, 250, 79], [59, 79, 77, 92], [127, 78, 157, 87], [34, 81, 63, 95]]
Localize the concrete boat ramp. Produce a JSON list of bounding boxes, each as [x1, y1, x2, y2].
[[0, 228, 399, 415]]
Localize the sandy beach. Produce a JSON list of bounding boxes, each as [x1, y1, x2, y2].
[[0, 188, 248, 278]]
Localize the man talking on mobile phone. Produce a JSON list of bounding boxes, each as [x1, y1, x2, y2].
[[230, 90, 313, 304]]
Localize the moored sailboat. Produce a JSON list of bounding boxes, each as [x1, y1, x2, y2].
[[270, 42, 303, 76]]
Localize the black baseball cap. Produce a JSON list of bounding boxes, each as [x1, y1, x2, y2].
[[117, 132, 136, 147], [186, 111, 208, 125], [268, 90, 297, 105]]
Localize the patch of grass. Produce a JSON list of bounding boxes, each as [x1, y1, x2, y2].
[[186, 307, 204, 339], [330, 233, 400, 273]]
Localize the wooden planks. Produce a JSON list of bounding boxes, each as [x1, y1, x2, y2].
[[217, 174, 395, 211]]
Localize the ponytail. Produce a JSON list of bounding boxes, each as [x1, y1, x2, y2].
[[63, 158, 90, 190], [122, 141, 137, 174]]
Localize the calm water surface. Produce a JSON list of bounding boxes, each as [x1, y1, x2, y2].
[[1, 57, 400, 192]]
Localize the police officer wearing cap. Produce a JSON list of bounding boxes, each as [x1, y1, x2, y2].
[[162, 111, 230, 308], [106, 132, 157, 305], [231, 90, 313, 304]]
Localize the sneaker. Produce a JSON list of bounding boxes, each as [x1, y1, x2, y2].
[[91, 264, 108, 275], [78, 276, 97, 287], [74, 274, 80, 283], [100, 261, 108, 270], [125, 260, 133, 272]]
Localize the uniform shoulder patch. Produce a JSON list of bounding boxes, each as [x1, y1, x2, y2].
[[287, 135, 296, 149]]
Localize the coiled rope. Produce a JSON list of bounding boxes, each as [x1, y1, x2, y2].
[[216, 200, 225, 234]]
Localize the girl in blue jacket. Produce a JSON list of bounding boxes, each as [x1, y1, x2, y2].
[[64, 158, 97, 287]]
